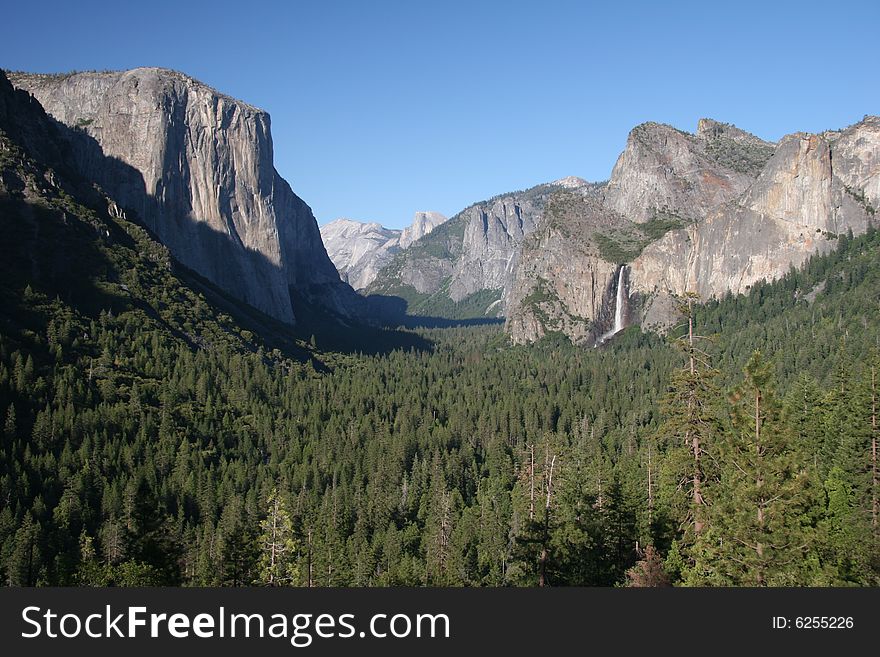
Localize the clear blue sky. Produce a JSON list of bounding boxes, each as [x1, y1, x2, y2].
[[2, 0, 878, 229]]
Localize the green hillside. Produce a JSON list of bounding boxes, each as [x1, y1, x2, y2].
[[3, 123, 879, 584]]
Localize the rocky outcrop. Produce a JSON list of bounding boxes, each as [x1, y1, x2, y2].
[[629, 122, 876, 328], [320, 219, 401, 291], [829, 116, 880, 208], [320, 211, 447, 290], [450, 187, 551, 303], [368, 177, 595, 315], [399, 211, 447, 249], [505, 192, 622, 343], [506, 117, 879, 344], [8, 67, 359, 324], [603, 120, 772, 223]]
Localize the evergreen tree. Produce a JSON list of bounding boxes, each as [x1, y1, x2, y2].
[[7, 513, 41, 586], [3, 404, 15, 440], [657, 294, 720, 555], [257, 488, 299, 586], [2, 173, 880, 589], [76, 531, 106, 586], [688, 352, 818, 585], [626, 544, 671, 587]]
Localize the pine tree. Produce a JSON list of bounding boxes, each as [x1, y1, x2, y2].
[[783, 374, 825, 473], [819, 361, 879, 583], [508, 434, 564, 585], [688, 351, 818, 586], [626, 544, 671, 587], [76, 531, 107, 586], [7, 513, 41, 586], [3, 403, 15, 440], [657, 294, 719, 555], [257, 488, 299, 586], [474, 477, 512, 586], [872, 364, 879, 540]]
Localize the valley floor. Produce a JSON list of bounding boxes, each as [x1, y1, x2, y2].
[[2, 219, 880, 586]]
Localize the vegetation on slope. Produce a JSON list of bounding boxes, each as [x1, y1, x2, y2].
[[594, 210, 686, 263], [367, 182, 565, 319], [703, 131, 775, 176], [2, 90, 878, 586], [3, 130, 879, 585]]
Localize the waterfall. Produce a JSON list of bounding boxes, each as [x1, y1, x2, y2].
[[613, 265, 626, 333], [596, 265, 627, 346]]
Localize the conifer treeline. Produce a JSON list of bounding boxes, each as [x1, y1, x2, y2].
[[1, 208, 879, 585]]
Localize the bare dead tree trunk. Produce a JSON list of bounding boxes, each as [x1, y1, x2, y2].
[[755, 387, 761, 444], [872, 366, 878, 535], [689, 298, 695, 378], [647, 441, 654, 528], [591, 425, 604, 509], [124, 488, 135, 532], [439, 490, 451, 579], [755, 384, 765, 586], [688, 297, 704, 534], [528, 443, 535, 522], [756, 502, 765, 587], [545, 454, 557, 511], [269, 497, 279, 586], [307, 528, 313, 588], [538, 453, 557, 588]]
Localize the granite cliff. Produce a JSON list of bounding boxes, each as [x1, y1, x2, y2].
[[507, 117, 878, 344], [367, 177, 596, 317], [12, 66, 873, 340], [320, 211, 447, 291], [8, 67, 360, 325], [399, 211, 448, 248]]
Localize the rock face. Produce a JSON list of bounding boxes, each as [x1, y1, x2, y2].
[[367, 177, 595, 315], [320, 211, 447, 290], [450, 186, 552, 303], [628, 125, 875, 326], [506, 117, 879, 344], [603, 120, 770, 223], [0, 70, 67, 170], [505, 191, 623, 343], [320, 219, 401, 291], [8, 68, 359, 324], [399, 211, 447, 249]]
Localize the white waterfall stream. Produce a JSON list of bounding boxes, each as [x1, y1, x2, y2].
[[596, 265, 627, 346], [613, 265, 626, 334]]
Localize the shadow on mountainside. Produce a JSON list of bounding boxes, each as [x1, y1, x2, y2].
[[364, 294, 505, 329], [1, 72, 433, 359]]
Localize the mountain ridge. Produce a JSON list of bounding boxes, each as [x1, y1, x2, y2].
[[6, 67, 362, 325], [508, 115, 877, 343], [366, 176, 600, 318], [360, 114, 876, 344], [6, 65, 877, 347], [320, 211, 448, 291]]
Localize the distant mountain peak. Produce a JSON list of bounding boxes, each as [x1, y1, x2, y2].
[[399, 211, 448, 249], [320, 211, 448, 290], [697, 117, 774, 146], [551, 176, 589, 189]]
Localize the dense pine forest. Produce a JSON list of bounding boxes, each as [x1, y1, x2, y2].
[[2, 116, 880, 586]]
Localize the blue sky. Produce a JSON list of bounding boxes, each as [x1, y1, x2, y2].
[[2, 0, 878, 228]]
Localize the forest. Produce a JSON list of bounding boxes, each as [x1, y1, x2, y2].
[[1, 122, 879, 586]]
